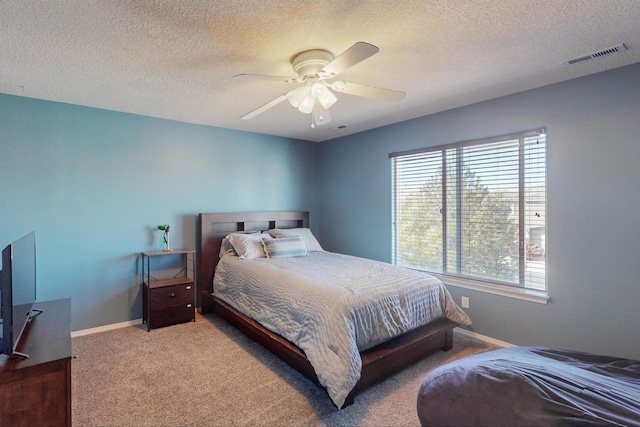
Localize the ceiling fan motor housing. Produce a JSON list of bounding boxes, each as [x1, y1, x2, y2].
[[292, 49, 334, 78]]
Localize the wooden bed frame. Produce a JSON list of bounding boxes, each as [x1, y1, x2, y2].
[[196, 211, 458, 406]]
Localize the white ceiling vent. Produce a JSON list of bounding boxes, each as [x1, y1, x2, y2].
[[564, 43, 628, 65]]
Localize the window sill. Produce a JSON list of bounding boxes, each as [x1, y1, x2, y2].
[[439, 276, 550, 305]]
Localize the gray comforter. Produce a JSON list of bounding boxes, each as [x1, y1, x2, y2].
[[417, 346, 640, 426], [214, 251, 471, 408]]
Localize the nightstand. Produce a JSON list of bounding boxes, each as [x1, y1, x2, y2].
[[141, 249, 195, 331]]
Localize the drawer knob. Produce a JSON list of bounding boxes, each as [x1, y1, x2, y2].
[[170, 293, 176, 297], [187, 304, 192, 308], [186, 285, 192, 290]]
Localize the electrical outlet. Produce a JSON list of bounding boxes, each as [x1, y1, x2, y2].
[[461, 296, 470, 309]]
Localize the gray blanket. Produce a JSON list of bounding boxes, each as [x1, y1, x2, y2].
[[417, 346, 640, 426]]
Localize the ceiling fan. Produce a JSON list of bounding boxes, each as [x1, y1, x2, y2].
[[234, 42, 406, 128]]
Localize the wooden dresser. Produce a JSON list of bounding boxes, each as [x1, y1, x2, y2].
[[0, 298, 72, 427]]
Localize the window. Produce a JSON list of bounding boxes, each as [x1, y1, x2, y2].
[[390, 129, 546, 291]]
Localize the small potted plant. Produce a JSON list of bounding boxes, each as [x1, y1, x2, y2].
[[157, 224, 170, 251]]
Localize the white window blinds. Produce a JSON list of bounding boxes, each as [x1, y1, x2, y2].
[[391, 129, 546, 290]]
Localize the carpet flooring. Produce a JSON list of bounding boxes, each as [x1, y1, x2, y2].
[[72, 313, 501, 426]]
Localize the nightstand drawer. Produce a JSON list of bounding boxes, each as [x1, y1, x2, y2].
[[149, 283, 194, 307], [148, 303, 194, 329]]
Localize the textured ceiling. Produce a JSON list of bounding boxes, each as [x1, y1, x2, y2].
[[1, 0, 639, 142]]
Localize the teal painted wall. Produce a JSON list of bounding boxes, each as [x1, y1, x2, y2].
[[3, 63, 639, 361], [0, 95, 317, 331], [318, 63, 640, 360]]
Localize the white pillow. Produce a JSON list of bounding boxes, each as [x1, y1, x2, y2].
[[227, 233, 272, 259], [268, 228, 323, 252], [262, 236, 308, 258], [219, 235, 236, 258]]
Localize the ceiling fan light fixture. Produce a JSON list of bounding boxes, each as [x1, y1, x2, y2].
[[312, 82, 338, 110], [298, 94, 315, 114], [287, 86, 309, 108], [288, 82, 337, 114]]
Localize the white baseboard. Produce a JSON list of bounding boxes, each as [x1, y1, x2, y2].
[[71, 318, 144, 338], [71, 318, 514, 349], [454, 328, 516, 348]]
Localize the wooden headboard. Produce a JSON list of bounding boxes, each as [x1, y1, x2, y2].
[[196, 211, 309, 301]]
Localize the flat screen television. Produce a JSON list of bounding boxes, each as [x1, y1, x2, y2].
[[0, 231, 41, 358]]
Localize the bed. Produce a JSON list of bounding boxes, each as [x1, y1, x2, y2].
[[417, 346, 640, 426], [196, 211, 471, 408]]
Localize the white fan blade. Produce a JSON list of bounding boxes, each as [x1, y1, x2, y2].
[[240, 94, 288, 120], [319, 42, 379, 78], [233, 74, 300, 83], [330, 81, 406, 102]]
